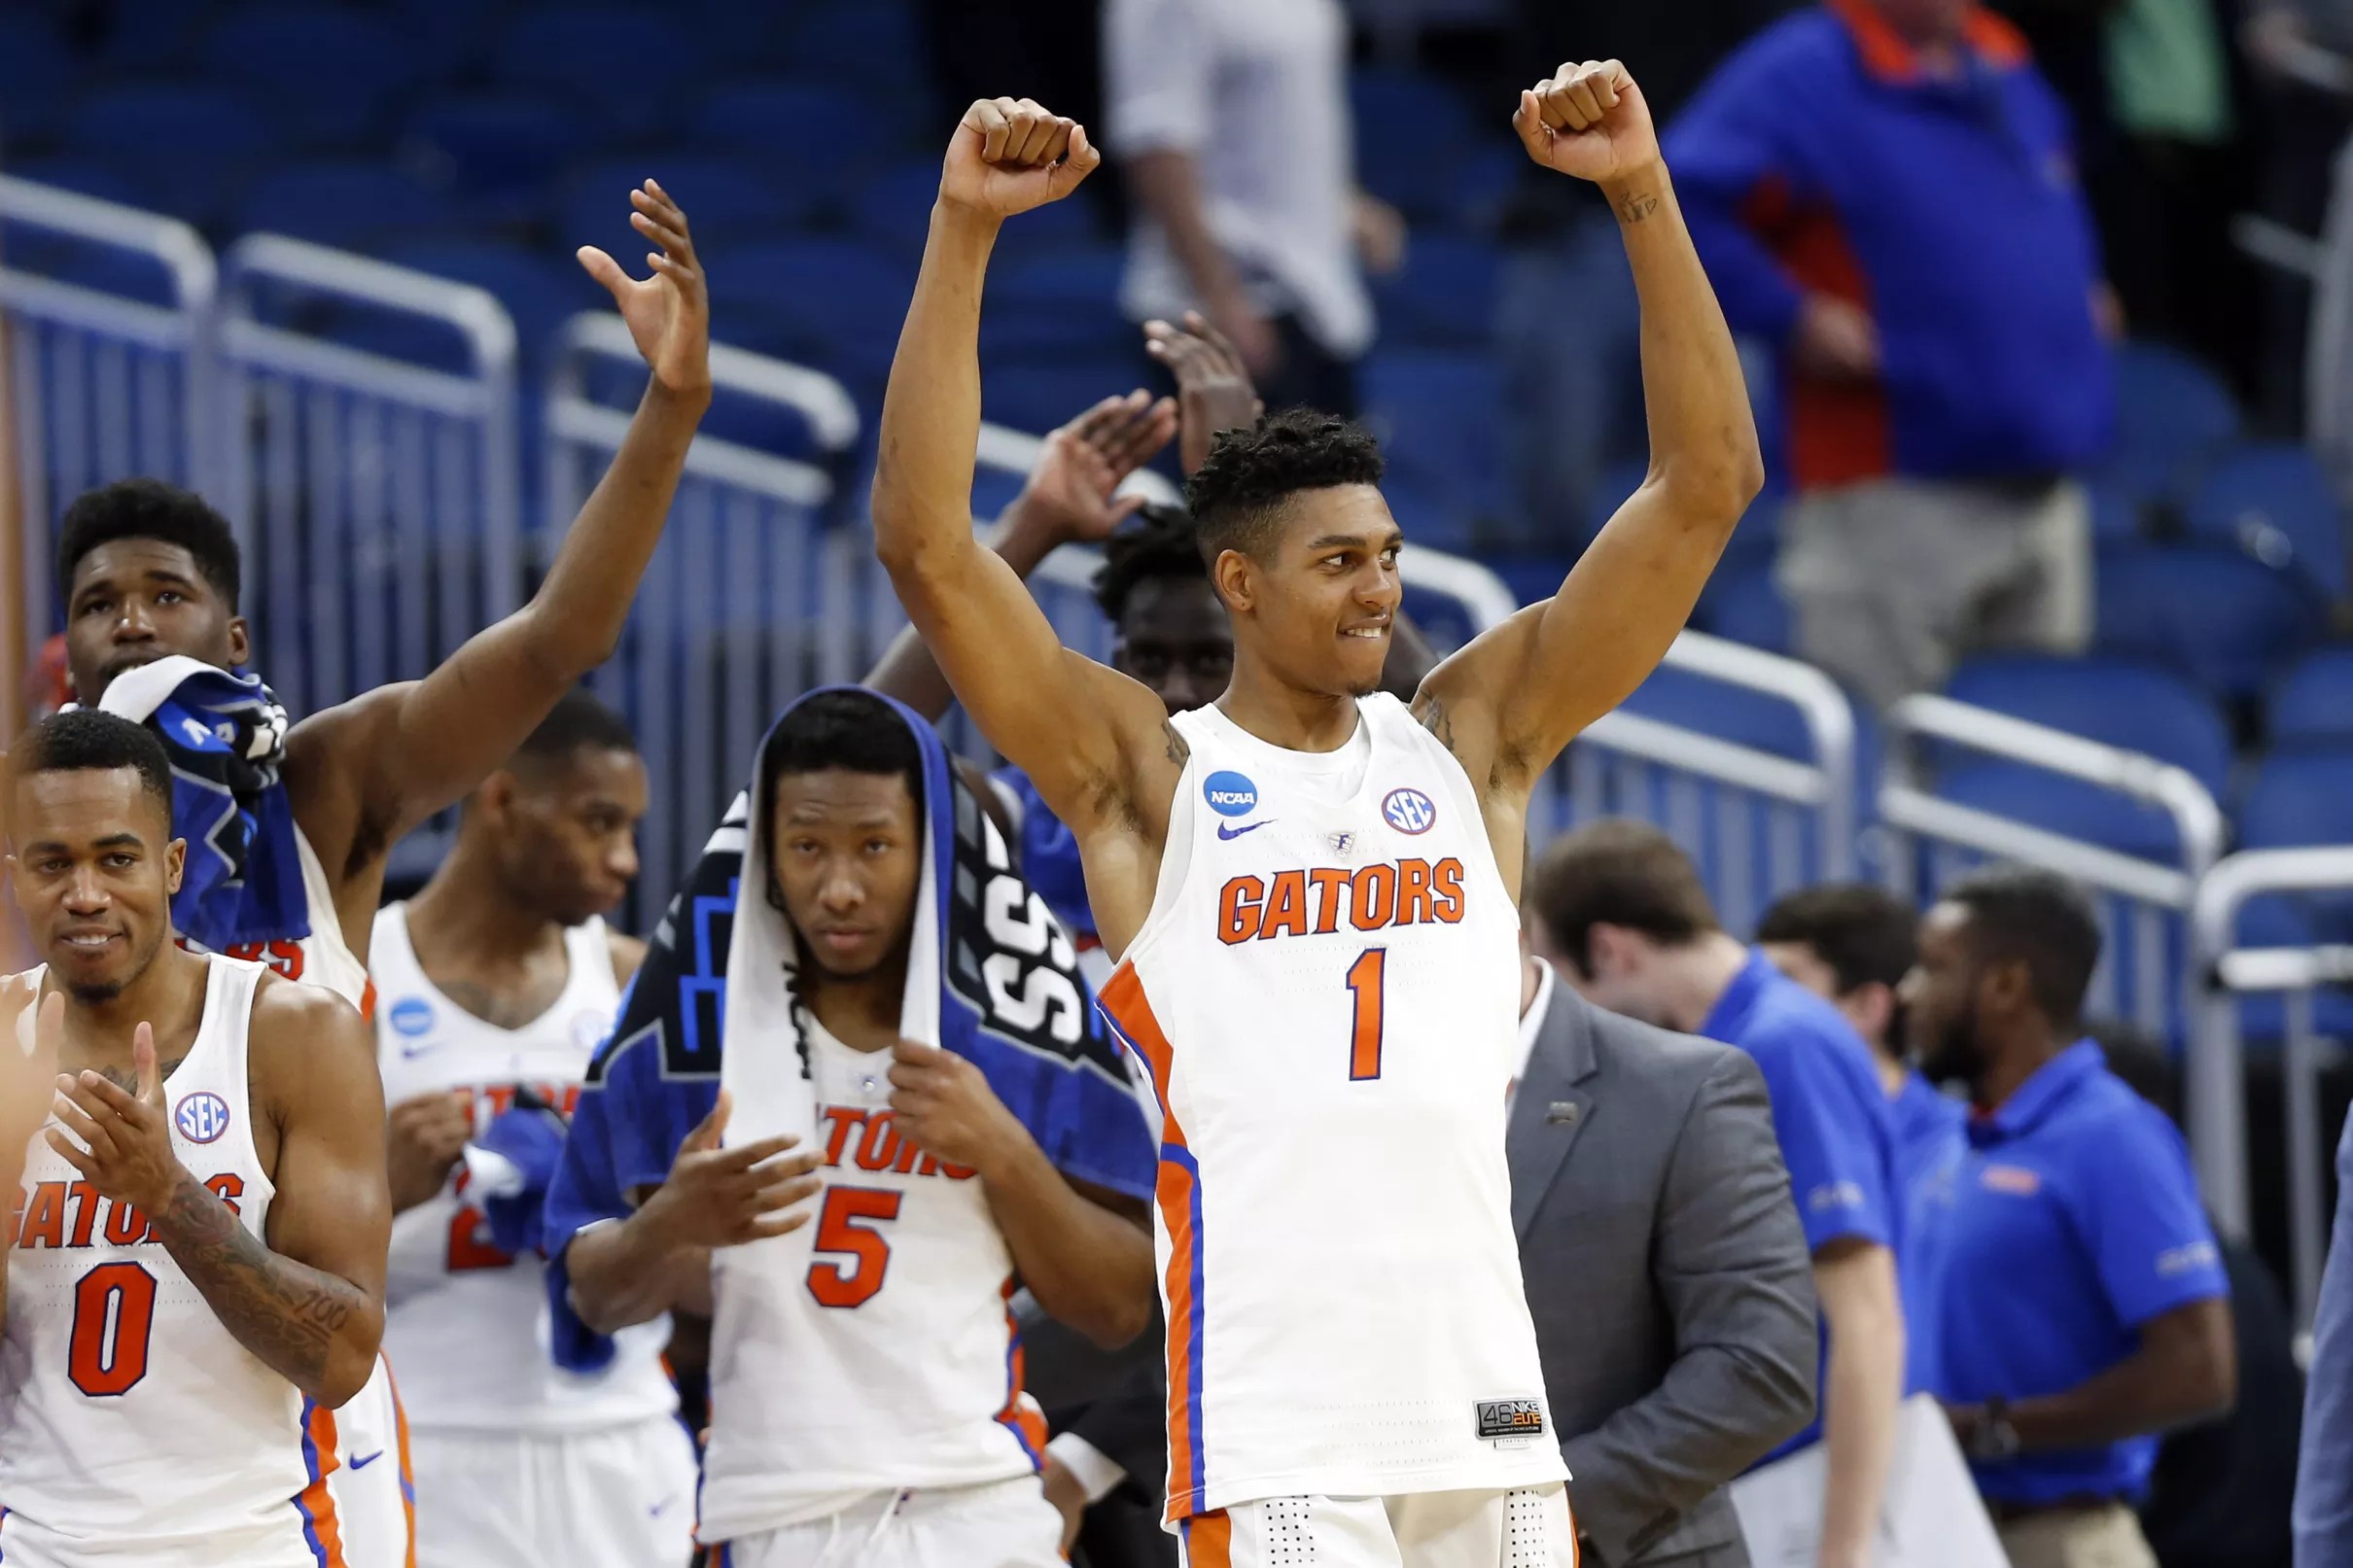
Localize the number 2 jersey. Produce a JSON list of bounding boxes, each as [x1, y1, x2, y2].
[[1097, 694, 1566, 1520], [0, 957, 350, 1568], [370, 904, 676, 1437]]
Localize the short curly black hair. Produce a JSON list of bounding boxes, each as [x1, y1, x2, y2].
[[1091, 503, 1207, 622], [57, 478, 242, 610], [7, 710, 176, 825], [1182, 408, 1385, 565]]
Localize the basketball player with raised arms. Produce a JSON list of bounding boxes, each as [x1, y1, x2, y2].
[[368, 688, 690, 1568], [872, 66, 1763, 1567], [45, 180, 711, 1561], [0, 710, 391, 1567]]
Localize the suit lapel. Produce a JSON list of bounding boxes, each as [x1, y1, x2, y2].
[[1508, 981, 1600, 1240]]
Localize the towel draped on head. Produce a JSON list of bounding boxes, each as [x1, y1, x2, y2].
[[542, 686, 1154, 1371]]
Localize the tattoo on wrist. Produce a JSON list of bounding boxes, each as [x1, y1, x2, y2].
[[1617, 192, 1661, 226], [154, 1169, 368, 1392]]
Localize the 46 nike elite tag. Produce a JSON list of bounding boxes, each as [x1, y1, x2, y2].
[[1476, 1399, 1546, 1447]]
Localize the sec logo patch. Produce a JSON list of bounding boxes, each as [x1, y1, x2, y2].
[[174, 1091, 232, 1145], [1203, 771, 1259, 818], [1382, 786, 1437, 835]]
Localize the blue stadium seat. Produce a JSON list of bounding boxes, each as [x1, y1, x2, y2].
[[0, 13, 76, 147], [7, 158, 148, 209], [982, 360, 1143, 442], [557, 156, 799, 253], [2228, 894, 2353, 1040], [384, 0, 499, 80], [1352, 67, 1481, 222], [1372, 233, 1499, 350], [2087, 472, 2149, 542], [89, 0, 217, 72], [234, 162, 458, 252], [1702, 559, 1792, 654], [700, 237, 916, 393], [1939, 763, 2194, 863], [493, 9, 701, 142], [984, 248, 1136, 362], [2094, 542, 2327, 700], [379, 238, 602, 366], [202, 7, 421, 148], [399, 93, 601, 226], [1362, 351, 1510, 544], [690, 81, 882, 213], [63, 84, 272, 225], [2102, 340, 2239, 501], [779, 2, 923, 92], [2270, 645, 2353, 748], [2238, 747, 2353, 853], [2183, 440, 2346, 599], [1943, 653, 2232, 794], [1622, 664, 1818, 760]]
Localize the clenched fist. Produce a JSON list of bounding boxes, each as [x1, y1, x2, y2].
[[940, 97, 1103, 221], [1513, 60, 1661, 187]]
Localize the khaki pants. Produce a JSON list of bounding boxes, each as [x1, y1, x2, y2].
[[1996, 1502, 2159, 1568], [1777, 476, 2092, 710]]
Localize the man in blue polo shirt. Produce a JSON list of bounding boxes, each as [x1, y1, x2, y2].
[[1900, 867, 2233, 1568], [1666, 0, 2114, 708], [1530, 820, 1905, 1568]]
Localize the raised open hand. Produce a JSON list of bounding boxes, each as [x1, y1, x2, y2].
[[1146, 312, 1265, 475], [49, 1020, 183, 1218], [940, 97, 1102, 221], [1012, 392, 1177, 546], [577, 179, 712, 398], [1514, 60, 1661, 187]]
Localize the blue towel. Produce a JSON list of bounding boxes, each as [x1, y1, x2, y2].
[[92, 656, 309, 952], [542, 687, 1154, 1373]]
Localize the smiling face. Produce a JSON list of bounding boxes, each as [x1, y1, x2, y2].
[[63, 540, 248, 705], [766, 768, 923, 981], [1212, 484, 1401, 700], [7, 766, 185, 1002]]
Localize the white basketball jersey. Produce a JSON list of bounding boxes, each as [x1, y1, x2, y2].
[[0, 958, 352, 1567], [189, 827, 375, 1020], [1097, 695, 1566, 1519], [372, 903, 674, 1435], [696, 1019, 1047, 1543]]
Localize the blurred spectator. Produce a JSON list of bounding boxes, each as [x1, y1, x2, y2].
[[1495, 0, 1799, 544], [1104, 0, 1400, 415], [1901, 869, 2234, 1568], [1668, 0, 2116, 709]]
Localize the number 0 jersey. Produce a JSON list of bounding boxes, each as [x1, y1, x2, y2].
[[1098, 694, 1566, 1519], [372, 904, 674, 1436], [0, 958, 351, 1568]]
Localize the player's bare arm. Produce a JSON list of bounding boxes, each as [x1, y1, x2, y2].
[[47, 978, 391, 1405], [870, 100, 1181, 888], [888, 1039, 1153, 1348], [284, 180, 714, 940], [563, 1089, 822, 1335], [864, 389, 1176, 719], [1415, 61, 1763, 890], [0, 987, 63, 1331]]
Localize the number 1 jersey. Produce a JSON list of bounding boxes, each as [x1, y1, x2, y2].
[[1097, 695, 1565, 1520]]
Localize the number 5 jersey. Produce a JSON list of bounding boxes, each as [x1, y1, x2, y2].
[[0, 957, 347, 1568]]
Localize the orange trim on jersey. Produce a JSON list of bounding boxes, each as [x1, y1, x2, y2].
[[1099, 963, 1174, 1115], [1182, 1509, 1233, 1568], [359, 978, 377, 1027], [995, 1276, 1051, 1463], [383, 1355, 417, 1568], [296, 1399, 348, 1568]]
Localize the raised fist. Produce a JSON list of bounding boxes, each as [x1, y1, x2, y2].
[[941, 97, 1103, 221], [1514, 60, 1661, 186]]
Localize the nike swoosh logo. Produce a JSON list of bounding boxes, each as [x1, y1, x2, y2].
[[399, 1042, 438, 1060], [1216, 821, 1272, 840], [349, 1450, 385, 1471], [650, 1496, 677, 1517]]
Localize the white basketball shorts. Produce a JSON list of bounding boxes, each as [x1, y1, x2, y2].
[[704, 1474, 1065, 1568], [408, 1413, 698, 1568], [1177, 1486, 1580, 1568]]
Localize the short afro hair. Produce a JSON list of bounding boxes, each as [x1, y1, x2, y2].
[[7, 711, 176, 825], [1940, 866, 2103, 1030], [57, 479, 242, 610], [1092, 503, 1209, 622], [1182, 408, 1384, 565], [513, 687, 638, 769]]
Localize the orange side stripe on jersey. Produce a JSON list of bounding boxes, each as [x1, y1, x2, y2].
[[1099, 963, 1175, 1120], [295, 1399, 348, 1568], [1182, 1509, 1233, 1568], [384, 1355, 417, 1568]]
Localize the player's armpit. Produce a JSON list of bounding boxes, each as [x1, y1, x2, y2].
[[151, 978, 390, 1406]]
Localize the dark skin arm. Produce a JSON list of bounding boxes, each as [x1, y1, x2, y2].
[[0, 984, 63, 1334], [1414, 63, 1763, 894], [48, 978, 391, 1406], [889, 1039, 1153, 1348], [285, 182, 713, 948], [1948, 1298, 2237, 1451]]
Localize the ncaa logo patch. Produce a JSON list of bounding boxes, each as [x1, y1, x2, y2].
[[388, 998, 436, 1038], [1203, 770, 1259, 819], [174, 1091, 232, 1145], [1382, 786, 1437, 835]]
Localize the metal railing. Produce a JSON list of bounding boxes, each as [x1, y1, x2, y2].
[[1536, 631, 1859, 934], [2193, 849, 2353, 1318], [1879, 694, 2234, 1212], [1, 176, 220, 663], [548, 313, 862, 920], [219, 235, 521, 722]]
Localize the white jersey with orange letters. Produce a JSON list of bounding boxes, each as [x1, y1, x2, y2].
[[1097, 694, 1570, 1527], [0, 957, 352, 1568]]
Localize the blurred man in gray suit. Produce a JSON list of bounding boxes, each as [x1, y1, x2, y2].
[[1514, 925, 1819, 1566]]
